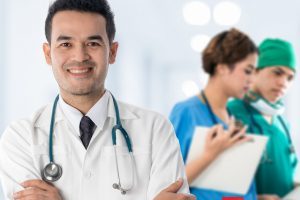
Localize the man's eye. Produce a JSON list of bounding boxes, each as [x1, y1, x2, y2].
[[288, 75, 294, 81], [60, 43, 71, 47], [273, 70, 282, 76], [88, 42, 100, 47]]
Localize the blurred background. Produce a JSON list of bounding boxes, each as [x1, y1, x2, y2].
[[1, 0, 300, 198]]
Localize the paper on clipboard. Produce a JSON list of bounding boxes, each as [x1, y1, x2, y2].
[[283, 186, 300, 200], [186, 127, 268, 195]]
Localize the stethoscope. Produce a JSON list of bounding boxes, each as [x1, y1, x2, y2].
[[243, 101, 297, 166], [42, 93, 135, 195], [201, 91, 231, 126]]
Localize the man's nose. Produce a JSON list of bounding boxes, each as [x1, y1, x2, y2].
[[73, 45, 90, 62]]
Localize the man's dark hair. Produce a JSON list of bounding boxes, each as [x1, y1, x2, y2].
[[45, 0, 116, 44]]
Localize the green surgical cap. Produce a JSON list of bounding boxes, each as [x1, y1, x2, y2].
[[258, 38, 296, 72]]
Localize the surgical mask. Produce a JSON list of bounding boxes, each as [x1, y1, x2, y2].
[[244, 91, 285, 116]]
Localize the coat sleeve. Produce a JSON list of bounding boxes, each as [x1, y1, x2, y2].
[[0, 120, 40, 200], [146, 115, 189, 200]]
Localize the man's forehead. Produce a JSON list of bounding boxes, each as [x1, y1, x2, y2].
[[267, 66, 295, 75], [51, 10, 107, 38]]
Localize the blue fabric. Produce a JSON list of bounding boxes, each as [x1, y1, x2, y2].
[[169, 96, 257, 200]]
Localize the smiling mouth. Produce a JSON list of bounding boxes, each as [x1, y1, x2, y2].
[[68, 68, 90, 74], [67, 67, 94, 77]]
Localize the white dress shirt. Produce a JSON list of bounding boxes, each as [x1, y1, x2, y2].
[[59, 90, 109, 136]]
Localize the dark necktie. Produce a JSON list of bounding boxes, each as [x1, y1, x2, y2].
[[80, 116, 96, 149]]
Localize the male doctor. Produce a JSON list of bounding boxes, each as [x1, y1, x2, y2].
[[0, 0, 194, 199]]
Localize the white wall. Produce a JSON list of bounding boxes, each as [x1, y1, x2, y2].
[[0, 0, 6, 134], [2, 0, 57, 130], [0, 1, 5, 198]]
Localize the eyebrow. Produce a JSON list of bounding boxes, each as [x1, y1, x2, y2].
[[274, 68, 295, 77], [87, 35, 104, 42], [56, 35, 104, 42], [274, 68, 287, 74], [56, 35, 72, 42]]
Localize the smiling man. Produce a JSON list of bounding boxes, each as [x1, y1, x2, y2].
[[0, 0, 194, 200], [228, 38, 298, 200]]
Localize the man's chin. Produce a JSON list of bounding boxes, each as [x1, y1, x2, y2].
[[70, 91, 92, 96], [267, 96, 281, 103]]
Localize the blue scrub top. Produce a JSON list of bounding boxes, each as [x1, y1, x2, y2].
[[169, 96, 257, 200]]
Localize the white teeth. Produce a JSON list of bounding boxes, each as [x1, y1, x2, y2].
[[69, 69, 89, 74]]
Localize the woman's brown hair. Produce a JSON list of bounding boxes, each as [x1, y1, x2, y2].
[[202, 28, 258, 76]]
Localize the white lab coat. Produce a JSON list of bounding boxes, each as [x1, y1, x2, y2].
[[0, 96, 189, 200]]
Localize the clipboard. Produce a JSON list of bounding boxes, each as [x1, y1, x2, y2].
[[186, 127, 268, 195], [283, 186, 300, 200]]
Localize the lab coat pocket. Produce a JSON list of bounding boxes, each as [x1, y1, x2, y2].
[[32, 144, 73, 199], [100, 145, 151, 199], [32, 144, 71, 175]]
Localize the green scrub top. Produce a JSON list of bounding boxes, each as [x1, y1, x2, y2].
[[228, 99, 297, 197]]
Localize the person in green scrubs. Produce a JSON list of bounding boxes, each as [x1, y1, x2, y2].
[[228, 38, 298, 200]]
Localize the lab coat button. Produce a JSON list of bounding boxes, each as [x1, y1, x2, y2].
[[85, 171, 92, 179]]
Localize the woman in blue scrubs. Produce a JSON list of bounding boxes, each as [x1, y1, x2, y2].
[[170, 28, 258, 200]]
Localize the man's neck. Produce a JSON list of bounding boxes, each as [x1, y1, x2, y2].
[[251, 86, 277, 122], [60, 89, 106, 115]]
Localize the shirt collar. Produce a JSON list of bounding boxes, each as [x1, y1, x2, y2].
[[34, 91, 139, 131], [107, 94, 138, 120], [59, 90, 109, 136]]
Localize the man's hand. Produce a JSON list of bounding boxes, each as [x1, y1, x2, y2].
[[13, 179, 63, 200], [258, 194, 280, 200], [295, 182, 300, 187], [154, 179, 196, 200]]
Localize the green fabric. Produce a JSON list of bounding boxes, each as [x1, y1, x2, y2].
[[244, 90, 285, 116], [245, 90, 284, 110], [258, 38, 296, 72], [228, 99, 296, 197]]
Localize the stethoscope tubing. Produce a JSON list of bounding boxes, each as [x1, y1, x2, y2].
[[44, 92, 135, 194]]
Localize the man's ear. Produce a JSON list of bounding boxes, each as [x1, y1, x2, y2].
[[109, 42, 119, 64], [43, 43, 52, 65]]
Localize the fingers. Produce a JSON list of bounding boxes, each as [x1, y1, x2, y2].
[[206, 125, 220, 141], [272, 195, 279, 200], [14, 179, 61, 200], [174, 193, 197, 200], [163, 179, 184, 193], [230, 125, 247, 143], [211, 125, 224, 139], [227, 116, 236, 134], [13, 187, 46, 199], [21, 179, 51, 191], [155, 179, 196, 200], [259, 194, 280, 200]]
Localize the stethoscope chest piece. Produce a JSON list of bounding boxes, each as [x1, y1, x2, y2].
[[42, 162, 63, 182]]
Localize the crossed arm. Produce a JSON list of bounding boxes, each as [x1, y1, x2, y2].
[[12, 179, 195, 200]]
